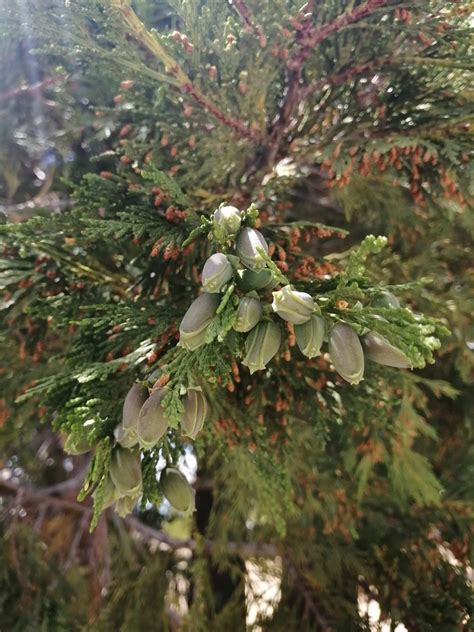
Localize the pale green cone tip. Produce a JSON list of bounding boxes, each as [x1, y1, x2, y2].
[[234, 296, 262, 333], [181, 388, 208, 439], [137, 388, 169, 449], [160, 468, 195, 513], [179, 292, 220, 351], [201, 253, 233, 293], [272, 285, 314, 325], [235, 227, 269, 269], [115, 494, 140, 517], [109, 447, 143, 497], [64, 434, 91, 456], [295, 315, 325, 358], [213, 205, 242, 236], [243, 320, 282, 374], [114, 422, 139, 449], [363, 332, 412, 368], [122, 383, 149, 431], [328, 322, 365, 385]]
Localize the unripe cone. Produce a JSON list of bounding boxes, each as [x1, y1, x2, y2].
[[363, 332, 411, 368], [64, 434, 90, 455], [109, 447, 143, 497], [235, 227, 268, 269], [181, 388, 208, 439], [295, 315, 325, 358], [115, 494, 140, 517], [201, 253, 233, 293], [328, 322, 364, 385], [179, 292, 220, 351], [137, 388, 169, 448], [160, 468, 195, 513], [243, 320, 281, 374], [372, 290, 400, 309], [234, 296, 262, 332], [236, 268, 277, 292], [213, 205, 241, 236], [272, 285, 314, 324], [114, 422, 139, 448], [122, 383, 149, 431]]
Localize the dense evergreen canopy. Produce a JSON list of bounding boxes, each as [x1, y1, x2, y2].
[[0, 1, 472, 629]]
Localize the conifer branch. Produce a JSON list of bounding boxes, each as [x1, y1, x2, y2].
[[111, 0, 259, 141], [182, 84, 261, 141], [299, 57, 394, 102], [286, 559, 331, 628], [263, 0, 394, 167], [299, 0, 393, 55], [110, 0, 189, 85]]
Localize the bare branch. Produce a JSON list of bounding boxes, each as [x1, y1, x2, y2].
[[124, 514, 278, 558], [0, 479, 91, 515], [299, 57, 394, 102], [1, 480, 279, 559]]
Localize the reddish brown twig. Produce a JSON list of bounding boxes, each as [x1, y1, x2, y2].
[[231, 0, 254, 31], [262, 0, 394, 167], [231, 0, 265, 42], [299, 57, 394, 102], [293, 0, 393, 67], [114, 1, 258, 141], [183, 83, 260, 141], [0, 74, 65, 104]]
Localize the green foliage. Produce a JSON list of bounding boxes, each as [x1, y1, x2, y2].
[[0, 0, 472, 629], [0, 526, 87, 631]]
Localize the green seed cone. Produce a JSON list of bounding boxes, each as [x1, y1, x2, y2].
[[137, 388, 169, 449], [236, 268, 277, 292], [372, 290, 400, 309], [109, 447, 143, 497], [122, 383, 149, 431], [181, 388, 208, 439], [362, 332, 412, 368], [160, 468, 195, 513], [201, 253, 233, 293], [114, 422, 139, 448], [179, 292, 220, 351], [328, 322, 364, 385], [64, 434, 91, 455], [115, 494, 140, 517], [272, 285, 314, 325], [235, 227, 268, 269], [234, 296, 262, 333], [213, 205, 242, 237], [243, 320, 282, 374], [295, 315, 325, 358]]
